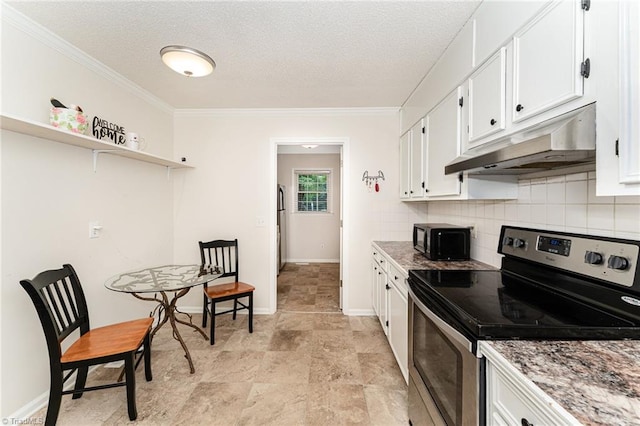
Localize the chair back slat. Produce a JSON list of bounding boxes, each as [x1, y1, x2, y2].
[[20, 264, 90, 357], [199, 239, 239, 281], [61, 277, 80, 322], [52, 279, 75, 332]]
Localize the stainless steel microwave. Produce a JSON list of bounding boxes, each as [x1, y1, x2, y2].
[[413, 223, 470, 261]]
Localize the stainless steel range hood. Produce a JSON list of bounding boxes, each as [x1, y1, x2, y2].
[[445, 103, 596, 177]]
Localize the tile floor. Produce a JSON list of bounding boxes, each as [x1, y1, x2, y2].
[[33, 263, 409, 425]]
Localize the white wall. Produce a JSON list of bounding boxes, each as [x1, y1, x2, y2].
[[277, 153, 341, 263], [1, 8, 175, 418], [424, 172, 640, 268], [171, 109, 424, 315]]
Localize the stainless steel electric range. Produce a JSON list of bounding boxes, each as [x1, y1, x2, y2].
[[407, 225, 640, 426]]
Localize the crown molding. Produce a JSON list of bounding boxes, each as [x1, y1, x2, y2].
[[1, 3, 174, 114], [173, 107, 399, 118]]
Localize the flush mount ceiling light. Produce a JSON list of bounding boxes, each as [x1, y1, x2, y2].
[[302, 145, 319, 149], [160, 45, 216, 77]]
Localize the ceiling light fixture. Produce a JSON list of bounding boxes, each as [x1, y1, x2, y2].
[[160, 45, 216, 77], [302, 145, 319, 149]]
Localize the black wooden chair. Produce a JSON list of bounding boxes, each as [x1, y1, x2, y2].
[[19, 264, 153, 425], [200, 239, 255, 345]]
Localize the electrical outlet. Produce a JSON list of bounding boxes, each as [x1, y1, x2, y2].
[[320, 243, 325, 249], [89, 221, 102, 239], [470, 224, 477, 239]]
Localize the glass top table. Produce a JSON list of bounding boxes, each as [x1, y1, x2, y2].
[[105, 264, 220, 293], [105, 264, 221, 373]]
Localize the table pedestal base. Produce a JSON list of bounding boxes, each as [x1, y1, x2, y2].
[[133, 287, 207, 374]]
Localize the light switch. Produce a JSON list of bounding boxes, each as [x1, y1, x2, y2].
[[89, 221, 103, 239], [256, 216, 266, 227]]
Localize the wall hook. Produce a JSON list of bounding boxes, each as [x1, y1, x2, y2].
[[362, 170, 385, 192]]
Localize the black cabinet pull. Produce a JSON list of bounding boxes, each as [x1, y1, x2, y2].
[[516, 104, 524, 112], [521, 419, 533, 426], [385, 284, 390, 290], [490, 118, 496, 125]]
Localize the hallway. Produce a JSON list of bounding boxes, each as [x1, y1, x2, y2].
[[277, 263, 341, 313]]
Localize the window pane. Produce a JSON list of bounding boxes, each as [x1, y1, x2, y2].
[[296, 171, 329, 213]]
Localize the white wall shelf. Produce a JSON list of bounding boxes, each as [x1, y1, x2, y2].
[[0, 113, 193, 172]]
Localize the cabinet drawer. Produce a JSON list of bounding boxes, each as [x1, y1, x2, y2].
[[371, 246, 382, 263], [388, 264, 408, 295]]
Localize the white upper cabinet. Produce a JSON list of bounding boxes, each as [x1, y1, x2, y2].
[[468, 48, 507, 146], [410, 120, 426, 199], [426, 88, 462, 197], [399, 131, 411, 199], [618, 0, 640, 185], [473, 1, 549, 67], [512, 0, 585, 123]]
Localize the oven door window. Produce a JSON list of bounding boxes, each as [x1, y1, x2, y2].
[[413, 307, 462, 425]]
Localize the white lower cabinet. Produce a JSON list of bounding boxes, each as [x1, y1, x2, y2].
[[371, 248, 387, 328], [479, 342, 581, 426], [371, 244, 409, 383], [387, 265, 408, 383]]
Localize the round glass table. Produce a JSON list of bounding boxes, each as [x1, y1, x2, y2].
[[105, 264, 221, 373]]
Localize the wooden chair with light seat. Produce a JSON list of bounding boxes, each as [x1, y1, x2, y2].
[[19, 264, 153, 426], [199, 239, 255, 345]]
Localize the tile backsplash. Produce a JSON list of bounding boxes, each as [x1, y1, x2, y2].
[[388, 172, 640, 268]]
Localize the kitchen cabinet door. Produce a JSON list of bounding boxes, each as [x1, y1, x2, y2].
[[410, 120, 426, 199], [512, 0, 585, 123], [618, 0, 640, 185], [371, 258, 380, 317], [399, 131, 411, 199], [468, 48, 506, 146], [388, 276, 408, 383], [378, 265, 388, 334], [426, 88, 462, 197]]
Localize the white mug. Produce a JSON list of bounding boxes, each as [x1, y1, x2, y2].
[[125, 132, 146, 150]]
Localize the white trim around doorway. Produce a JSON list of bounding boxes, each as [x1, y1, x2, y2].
[[269, 137, 349, 314]]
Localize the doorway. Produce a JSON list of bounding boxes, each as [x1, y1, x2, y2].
[[270, 138, 348, 314]]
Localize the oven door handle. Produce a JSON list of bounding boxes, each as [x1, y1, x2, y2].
[[408, 286, 475, 354]]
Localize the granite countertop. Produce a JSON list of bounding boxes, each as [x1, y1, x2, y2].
[[373, 241, 496, 272], [489, 340, 640, 425], [373, 241, 640, 425]]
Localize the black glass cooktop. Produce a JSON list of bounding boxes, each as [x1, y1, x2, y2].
[[408, 269, 640, 340]]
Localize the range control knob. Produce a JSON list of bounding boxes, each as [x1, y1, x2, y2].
[[502, 236, 514, 247], [584, 251, 604, 265], [607, 255, 629, 271], [513, 238, 526, 248]]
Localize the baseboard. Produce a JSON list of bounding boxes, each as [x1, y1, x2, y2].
[[342, 308, 376, 316], [6, 365, 99, 423], [286, 259, 340, 264]]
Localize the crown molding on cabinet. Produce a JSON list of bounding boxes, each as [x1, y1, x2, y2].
[[1, 3, 174, 115]]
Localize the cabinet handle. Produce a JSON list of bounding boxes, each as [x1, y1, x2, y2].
[[385, 284, 390, 290], [521, 419, 533, 426], [516, 104, 524, 112], [490, 118, 496, 125], [394, 276, 398, 280]]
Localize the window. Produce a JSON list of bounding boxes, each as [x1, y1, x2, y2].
[[295, 170, 331, 212]]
